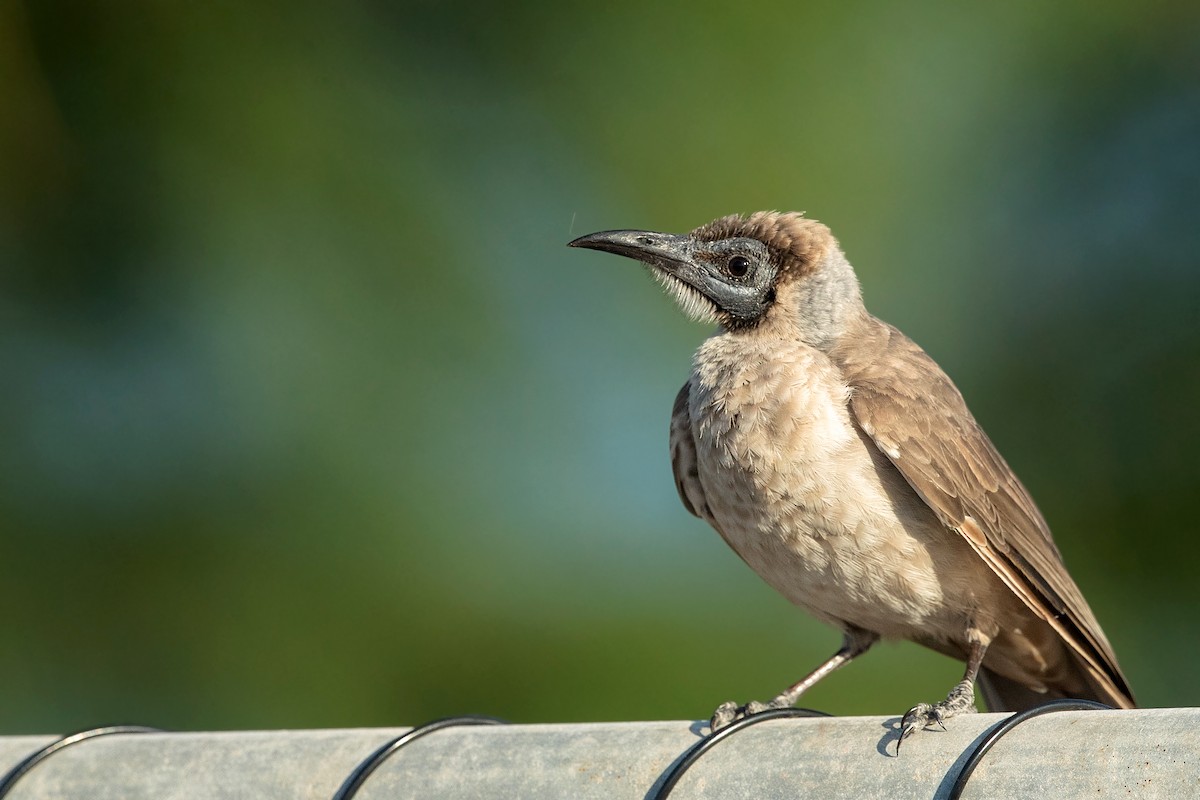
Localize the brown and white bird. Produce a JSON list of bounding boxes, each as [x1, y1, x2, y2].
[[569, 211, 1134, 742]]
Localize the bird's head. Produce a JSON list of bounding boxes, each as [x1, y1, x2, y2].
[[570, 211, 863, 347]]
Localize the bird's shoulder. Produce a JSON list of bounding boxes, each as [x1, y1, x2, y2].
[[828, 316, 1056, 556]]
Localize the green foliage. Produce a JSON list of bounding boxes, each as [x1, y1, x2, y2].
[[0, 0, 1197, 732]]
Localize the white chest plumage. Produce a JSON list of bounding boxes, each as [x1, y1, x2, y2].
[[685, 333, 984, 640]]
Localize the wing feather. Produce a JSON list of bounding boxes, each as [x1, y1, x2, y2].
[[669, 381, 711, 524], [670, 380, 763, 572], [833, 318, 1134, 707]]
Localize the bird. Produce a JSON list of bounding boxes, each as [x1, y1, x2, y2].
[[568, 211, 1134, 744]]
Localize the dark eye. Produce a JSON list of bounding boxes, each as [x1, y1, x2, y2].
[[727, 255, 750, 277]]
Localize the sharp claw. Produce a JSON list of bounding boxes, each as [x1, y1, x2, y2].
[[896, 703, 934, 755], [896, 685, 977, 753]]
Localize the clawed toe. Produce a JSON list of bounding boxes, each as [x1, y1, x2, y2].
[[898, 703, 941, 747], [710, 701, 740, 731], [709, 699, 784, 731], [896, 680, 978, 752]]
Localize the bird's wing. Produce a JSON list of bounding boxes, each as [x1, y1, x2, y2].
[[669, 381, 713, 524], [836, 320, 1134, 707], [670, 380, 786, 578]]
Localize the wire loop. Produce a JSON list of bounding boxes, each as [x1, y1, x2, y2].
[[0, 725, 163, 798], [947, 699, 1112, 799], [649, 708, 830, 799], [331, 715, 507, 800]]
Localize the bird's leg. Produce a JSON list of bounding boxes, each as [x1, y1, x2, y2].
[[899, 629, 989, 746], [711, 626, 878, 731]]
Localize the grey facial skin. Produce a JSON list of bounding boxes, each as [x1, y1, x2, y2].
[[567, 230, 778, 325], [570, 211, 1133, 747]]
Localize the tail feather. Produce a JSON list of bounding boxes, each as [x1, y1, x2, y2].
[[976, 668, 1062, 712], [977, 665, 1136, 713]]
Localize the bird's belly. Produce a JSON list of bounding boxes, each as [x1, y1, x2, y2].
[[708, 491, 958, 639], [690, 341, 988, 641]]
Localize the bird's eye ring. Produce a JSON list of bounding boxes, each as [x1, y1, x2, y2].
[[727, 255, 750, 277]]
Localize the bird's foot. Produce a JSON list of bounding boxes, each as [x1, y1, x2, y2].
[[897, 679, 977, 750], [710, 697, 792, 732]]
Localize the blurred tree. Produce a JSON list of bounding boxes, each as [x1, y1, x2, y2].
[[0, 0, 1196, 733]]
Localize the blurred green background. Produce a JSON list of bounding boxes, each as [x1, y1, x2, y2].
[[2, 0, 1198, 734]]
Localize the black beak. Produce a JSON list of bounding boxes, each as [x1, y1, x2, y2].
[[568, 229, 693, 272]]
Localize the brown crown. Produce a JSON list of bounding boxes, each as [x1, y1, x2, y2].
[[691, 211, 834, 278]]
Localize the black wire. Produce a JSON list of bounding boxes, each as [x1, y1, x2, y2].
[[0, 701, 1109, 798], [946, 699, 1112, 799], [649, 708, 830, 800], [0, 725, 163, 798], [331, 715, 507, 800]]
